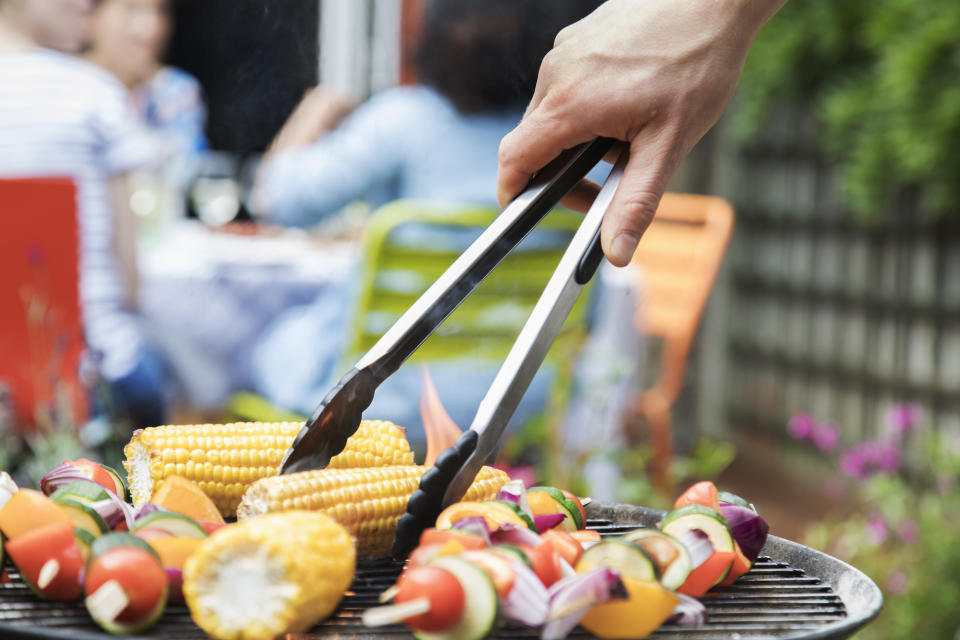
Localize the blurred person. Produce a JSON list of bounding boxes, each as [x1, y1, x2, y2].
[[85, 0, 208, 184], [497, 0, 789, 266], [249, 0, 604, 432], [0, 0, 168, 428]]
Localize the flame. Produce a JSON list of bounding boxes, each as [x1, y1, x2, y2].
[[421, 366, 463, 467]]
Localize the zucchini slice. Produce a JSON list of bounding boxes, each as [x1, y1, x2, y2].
[[622, 529, 692, 590], [131, 511, 207, 538], [577, 539, 659, 582], [55, 498, 107, 537], [417, 556, 499, 640], [660, 504, 734, 553], [51, 481, 110, 505]]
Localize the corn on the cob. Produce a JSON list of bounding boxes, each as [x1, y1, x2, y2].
[[183, 510, 355, 640], [123, 420, 414, 517], [237, 465, 509, 557]]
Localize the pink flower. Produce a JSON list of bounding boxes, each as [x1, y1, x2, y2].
[[865, 517, 888, 545], [812, 422, 839, 452], [885, 569, 908, 595], [493, 463, 536, 488], [886, 403, 923, 435], [788, 413, 816, 440], [897, 519, 919, 544]]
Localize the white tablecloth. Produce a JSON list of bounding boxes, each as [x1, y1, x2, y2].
[[139, 222, 358, 409]]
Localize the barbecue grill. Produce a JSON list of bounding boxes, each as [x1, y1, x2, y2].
[[0, 502, 881, 640]]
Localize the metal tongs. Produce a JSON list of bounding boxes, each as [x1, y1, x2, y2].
[[278, 137, 627, 556]]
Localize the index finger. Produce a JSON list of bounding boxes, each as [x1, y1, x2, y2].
[[496, 107, 594, 209]]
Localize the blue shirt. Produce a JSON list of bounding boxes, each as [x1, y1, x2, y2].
[[255, 86, 523, 226]]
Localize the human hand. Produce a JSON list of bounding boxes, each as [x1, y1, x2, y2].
[[497, 0, 787, 266], [266, 86, 357, 155]]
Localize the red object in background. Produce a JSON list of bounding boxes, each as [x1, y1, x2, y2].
[[0, 178, 87, 432], [399, 0, 424, 85]]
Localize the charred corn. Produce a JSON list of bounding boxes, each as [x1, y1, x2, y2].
[[183, 511, 355, 640], [237, 465, 509, 557], [123, 420, 414, 517]]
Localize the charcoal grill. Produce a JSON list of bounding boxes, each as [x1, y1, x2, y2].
[[0, 502, 881, 640]]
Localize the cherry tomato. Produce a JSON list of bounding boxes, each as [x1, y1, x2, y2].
[[560, 489, 588, 529], [66, 459, 116, 494], [5, 521, 84, 601], [395, 565, 465, 632], [459, 550, 516, 597], [673, 481, 719, 510], [406, 543, 445, 569], [420, 528, 487, 551], [85, 547, 167, 623], [519, 543, 564, 588], [540, 529, 583, 567]]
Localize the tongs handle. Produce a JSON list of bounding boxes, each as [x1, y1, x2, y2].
[[356, 138, 615, 382]]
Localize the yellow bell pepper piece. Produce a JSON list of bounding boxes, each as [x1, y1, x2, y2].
[[579, 575, 679, 639]]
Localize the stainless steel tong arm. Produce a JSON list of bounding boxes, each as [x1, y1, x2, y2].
[[440, 147, 628, 507]]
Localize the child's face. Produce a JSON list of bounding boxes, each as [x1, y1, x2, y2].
[[89, 0, 170, 80], [20, 0, 96, 53]]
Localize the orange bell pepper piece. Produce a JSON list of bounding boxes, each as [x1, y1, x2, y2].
[[677, 550, 735, 597]]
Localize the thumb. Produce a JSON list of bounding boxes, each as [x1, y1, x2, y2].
[[600, 131, 678, 266]]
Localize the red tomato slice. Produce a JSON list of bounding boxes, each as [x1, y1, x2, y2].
[[419, 528, 487, 551], [85, 547, 167, 623], [560, 489, 588, 529], [5, 521, 84, 601], [519, 543, 564, 588], [568, 530, 602, 545], [459, 550, 516, 597], [66, 459, 116, 494], [677, 550, 735, 597], [540, 529, 583, 567], [395, 565, 465, 632], [674, 481, 720, 511]]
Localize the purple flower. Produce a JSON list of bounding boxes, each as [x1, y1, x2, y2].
[[840, 440, 902, 478], [865, 517, 888, 545], [812, 422, 839, 452], [841, 449, 867, 478], [884, 569, 908, 595], [897, 520, 919, 544], [788, 413, 816, 440], [886, 403, 922, 436], [876, 443, 901, 472]]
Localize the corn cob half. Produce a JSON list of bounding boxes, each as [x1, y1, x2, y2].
[[237, 465, 509, 557], [183, 510, 355, 640], [123, 420, 414, 517]]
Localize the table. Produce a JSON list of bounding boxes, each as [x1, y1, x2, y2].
[[139, 221, 358, 410]]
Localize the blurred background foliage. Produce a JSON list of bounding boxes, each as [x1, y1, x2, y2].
[[737, 0, 960, 219]]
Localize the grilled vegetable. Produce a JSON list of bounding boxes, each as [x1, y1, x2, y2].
[[150, 475, 226, 524], [123, 420, 415, 517], [5, 521, 85, 601], [146, 537, 204, 603], [84, 537, 168, 635], [436, 499, 534, 533], [622, 529, 692, 590], [0, 471, 17, 510], [183, 511, 355, 640], [0, 489, 72, 539], [394, 564, 467, 631], [577, 540, 659, 583], [41, 459, 124, 498], [237, 465, 508, 557], [577, 574, 679, 639], [55, 498, 108, 538], [131, 511, 208, 538], [527, 487, 583, 531]]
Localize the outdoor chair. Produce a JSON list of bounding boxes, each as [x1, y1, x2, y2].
[[627, 193, 735, 492], [0, 178, 88, 433]]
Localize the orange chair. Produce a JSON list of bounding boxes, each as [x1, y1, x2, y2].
[[0, 178, 88, 432], [628, 193, 735, 492]]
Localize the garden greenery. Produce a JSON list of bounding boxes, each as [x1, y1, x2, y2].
[[737, 0, 960, 218]]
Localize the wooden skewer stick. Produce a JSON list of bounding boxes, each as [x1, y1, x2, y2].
[[378, 585, 400, 603], [85, 580, 129, 623], [362, 597, 431, 627], [37, 559, 59, 589]]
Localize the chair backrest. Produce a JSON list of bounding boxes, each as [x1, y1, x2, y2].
[[0, 178, 88, 432], [631, 193, 734, 400], [343, 200, 593, 366]]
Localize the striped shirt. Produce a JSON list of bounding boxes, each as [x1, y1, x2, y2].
[[0, 49, 158, 379]]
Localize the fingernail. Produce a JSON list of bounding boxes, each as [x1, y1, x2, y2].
[[611, 233, 639, 265]]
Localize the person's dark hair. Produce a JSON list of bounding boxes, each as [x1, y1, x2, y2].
[[416, 0, 602, 114]]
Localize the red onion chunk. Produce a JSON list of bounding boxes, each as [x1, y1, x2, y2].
[[500, 557, 549, 627], [666, 593, 707, 626], [165, 568, 184, 603], [39, 465, 97, 496], [491, 523, 542, 548], [717, 504, 769, 562], [676, 529, 714, 569], [498, 479, 535, 520], [541, 567, 627, 640], [90, 498, 129, 530], [134, 503, 167, 520], [451, 516, 492, 545], [533, 513, 566, 533]]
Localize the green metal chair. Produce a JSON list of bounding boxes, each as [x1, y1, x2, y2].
[[341, 199, 593, 372]]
